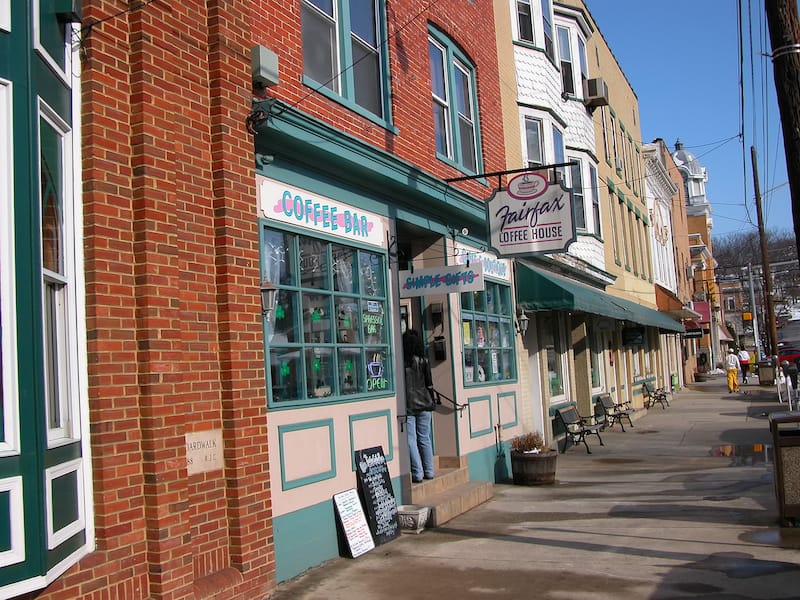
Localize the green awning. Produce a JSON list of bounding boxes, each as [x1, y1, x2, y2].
[[515, 263, 684, 333]]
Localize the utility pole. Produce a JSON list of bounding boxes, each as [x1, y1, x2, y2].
[[747, 263, 762, 358], [751, 146, 779, 358], [765, 0, 800, 265]]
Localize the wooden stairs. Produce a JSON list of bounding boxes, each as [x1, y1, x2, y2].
[[407, 456, 493, 527]]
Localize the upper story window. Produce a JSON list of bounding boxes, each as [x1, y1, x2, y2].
[[39, 100, 80, 445], [301, 0, 387, 120], [540, 0, 554, 60], [569, 157, 586, 230], [589, 164, 601, 236], [429, 28, 480, 174], [557, 26, 574, 95], [524, 116, 543, 168], [577, 36, 588, 90], [552, 125, 565, 180], [516, 0, 534, 42]]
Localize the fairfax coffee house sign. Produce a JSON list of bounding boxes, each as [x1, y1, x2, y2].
[[487, 172, 576, 256]]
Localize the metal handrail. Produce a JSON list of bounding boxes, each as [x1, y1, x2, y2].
[[431, 389, 468, 417]]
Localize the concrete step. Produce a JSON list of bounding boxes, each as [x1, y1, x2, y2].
[[407, 456, 494, 528], [416, 480, 494, 527]]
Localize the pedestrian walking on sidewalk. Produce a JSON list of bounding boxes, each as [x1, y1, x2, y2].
[[737, 348, 751, 383], [725, 348, 740, 393]]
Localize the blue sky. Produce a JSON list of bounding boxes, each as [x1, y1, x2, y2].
[[587, 1, 791, 240]]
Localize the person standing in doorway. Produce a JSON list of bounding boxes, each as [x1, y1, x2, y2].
[[725, 348, 741, 393], [403, 329, 435, 483], [737, 347, 751, 384]]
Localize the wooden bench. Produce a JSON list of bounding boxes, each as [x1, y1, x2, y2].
[[642, 382, 670, 410], [554, 405, 604, 454], [596, 393, 634, 432]]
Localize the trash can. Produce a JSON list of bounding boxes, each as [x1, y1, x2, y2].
[[758, 360, 776, 385], [671, 373, 679, 391], [769, 412, 800, 526]]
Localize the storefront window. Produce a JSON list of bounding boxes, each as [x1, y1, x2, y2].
[[461, 281, 515, 385], [540, 315, 564, 397], [262, 226, 391, 404]]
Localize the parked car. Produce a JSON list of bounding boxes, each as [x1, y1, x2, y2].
[[778, 344, 800, 364]]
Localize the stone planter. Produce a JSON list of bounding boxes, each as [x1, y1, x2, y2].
[[510, 450, 557, 485], [397, 504, 430, 534]]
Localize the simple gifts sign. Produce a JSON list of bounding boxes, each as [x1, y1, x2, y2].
[[487, 172, 576, 256]]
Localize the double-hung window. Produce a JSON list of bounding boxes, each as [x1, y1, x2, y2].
[[301, 0, 388, 120], [552, 125, 565, 181], [461, 282, 516, 385], [540, 0, 554, 60], [589, 164, 601, 236], [516, 0, 534, 42], [569, 157, 586, 230], [429, 28, 480, 173], [262, 227, 392, 405], [524, 117, 543, 168], [557, 26, 574, 95], [39, 101, 79, 444]]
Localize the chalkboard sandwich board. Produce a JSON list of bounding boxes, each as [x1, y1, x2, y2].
[[354, 446, 400, 545]]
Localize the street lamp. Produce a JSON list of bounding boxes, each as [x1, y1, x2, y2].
[[260, 279, 278, 317], [516, 307, 529, 337]]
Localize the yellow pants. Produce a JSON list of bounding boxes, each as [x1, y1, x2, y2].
[[727, 369, 739, 392]]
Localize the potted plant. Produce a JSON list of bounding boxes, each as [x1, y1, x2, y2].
[[509, 431, 557, 485]]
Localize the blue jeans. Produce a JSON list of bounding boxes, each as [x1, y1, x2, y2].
[[407, 411, 434, 481]]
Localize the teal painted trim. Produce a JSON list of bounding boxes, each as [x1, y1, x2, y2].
[[301, 76, 398, 134], [634, 206, 641, 219], [466, 441, 510, 483], [626, 199, 633, 210], [46, 530, 85, 570], [609, 107, 616, 118], [625, 265, 631, 272], [253, 101, 487, 234], [578, 231, 603, 242], [278, 420, 336, 490], [616, 189, 625, 202], [497, 391, 518, 429], [348, 410, 394, 472], [275, 473, 404, 582], [43, 442, 80, 468], [614, 259, 622, 267], [467, 395, 493, 438], [274, 498, 339, 583]]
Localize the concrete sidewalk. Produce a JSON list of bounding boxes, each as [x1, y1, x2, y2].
[[268, 378, 800, 600]]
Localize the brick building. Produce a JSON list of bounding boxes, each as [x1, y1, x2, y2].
[[1, 1, 520, 597]]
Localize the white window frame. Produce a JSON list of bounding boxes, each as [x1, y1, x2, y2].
[[0, 79, 19, 455], [568, 156, 586, 230], [556, 25, 574, 95], [523, 116, 544, 168], [515, 0, 534, 43], [38, 99, 80, 447]]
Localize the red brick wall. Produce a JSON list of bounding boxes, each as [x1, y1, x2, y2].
[[29, 1, 273, 598], [251, 0, 506, 200], [30, 0, 506, 597]]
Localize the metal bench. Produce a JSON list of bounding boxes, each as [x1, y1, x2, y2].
[[596, 392, 634, 432], [642, 382, 670, 409], [554, 405, 604, 454]]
